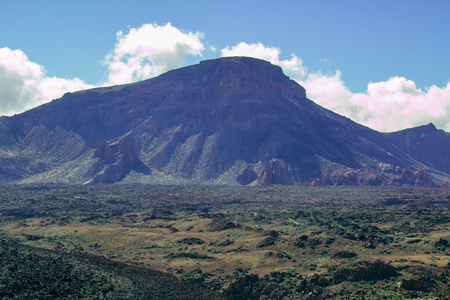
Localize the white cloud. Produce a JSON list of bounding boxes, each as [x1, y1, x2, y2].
[[0, 47, 93, 116], [302, 74, 450, 132], [103, 23, 205, 85], [220, 42, 450, 133], [221, 42, 307, 80]]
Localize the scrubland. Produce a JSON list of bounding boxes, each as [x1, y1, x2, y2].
[[1, 184, 449, 299]]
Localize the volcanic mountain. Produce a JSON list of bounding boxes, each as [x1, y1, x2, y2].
[[0, 57, 449, 186]]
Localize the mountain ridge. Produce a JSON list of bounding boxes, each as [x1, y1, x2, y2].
[[0, 57, 449, 186]]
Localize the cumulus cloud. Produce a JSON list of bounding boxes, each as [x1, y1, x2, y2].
[[0, 47, 93, 116], [302, 74, 450, 132], [220, 42, 450, 133], [103, 23, 205, 85], [221, 42, 307, 80]]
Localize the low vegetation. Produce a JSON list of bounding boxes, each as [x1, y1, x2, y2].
[[1, 184, 449, 299]]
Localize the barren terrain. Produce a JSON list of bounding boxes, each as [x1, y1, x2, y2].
[[1, 184, 449, 299]]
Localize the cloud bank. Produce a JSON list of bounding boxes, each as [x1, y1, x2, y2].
[[0, 47, 93, 116], [103, 23, 205, 85], [220, 42, 450, 132]]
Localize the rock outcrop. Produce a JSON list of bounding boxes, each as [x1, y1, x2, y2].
[[311, 169, 386, 186], [236, 166, 257, 185], [257, 160, 289, 185], [331, 260, 399, 284], [312, 167, 449, 188], [86, 135, 150, 184]]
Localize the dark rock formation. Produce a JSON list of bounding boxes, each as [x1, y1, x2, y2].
[[257, 160, 289, 185], [257, 230, 280, 248], [434, 238, 449, 249], [177, 238, 205, 245], [398, 278, 426, 291], [331, 251, 358, 259], [208, 218, 242, 231], [311, 169, 386, 186], [293, 235, 328, 248], [166, 253, 214, 259], [0, 240, 224, 299], [87, 135, 150, 184], [221, 271, 259, 299], [0, 57, 449, 186], [237, 165, 257, 185], [261, 282, 279, 295], [398, 265, 441, 293], [312, 167, 450, 188], [331, 260, 399, 284], [257, 236, 278, 248], [209, 240, 234, 247], [395, 168, 450, 188]]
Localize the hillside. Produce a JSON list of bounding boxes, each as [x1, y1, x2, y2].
[[0, 239, 223, 299]]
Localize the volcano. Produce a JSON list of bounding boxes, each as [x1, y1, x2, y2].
[[1, 57, 449, 186]]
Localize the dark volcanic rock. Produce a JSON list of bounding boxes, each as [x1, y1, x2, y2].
[[208, 218, 242, 231], [167, 252, 214, 259], [257, 236, 278, 248], [257, 160, 289, 185], [331, 251, 358, 259], [0, 57, 449, 185], [434, 238, 449, 248], [331, 260, 399, 284], [237, 165, 258, 185], [177, 237, 205, 245], [221, 271, 259, 299], [0, 240, 223, 299], [87, 135, 151, 184], [398, 278, 426, 291]]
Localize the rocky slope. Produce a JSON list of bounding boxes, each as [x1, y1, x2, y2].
[[0, 57, 449, 186], [0, 240, 224, 299]]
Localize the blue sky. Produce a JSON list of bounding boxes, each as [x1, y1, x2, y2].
[[1, 0, 449, 132]]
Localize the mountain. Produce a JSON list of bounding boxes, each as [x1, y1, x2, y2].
[[0, 57, 449, 186]]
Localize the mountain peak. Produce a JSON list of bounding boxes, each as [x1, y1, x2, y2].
[[199, 56, 283, 73], [68, 56, 303, 103], [200, 56, 287, 83]]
